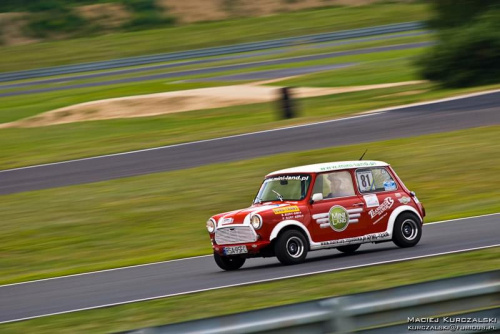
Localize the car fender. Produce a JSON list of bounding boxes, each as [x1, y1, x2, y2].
[[385, 205, 422, 237], [269, 220, 313, 245]]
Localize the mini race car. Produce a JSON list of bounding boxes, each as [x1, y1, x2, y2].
[[205, 160, 425, 271]]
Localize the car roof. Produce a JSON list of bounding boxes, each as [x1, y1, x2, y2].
[[266, 160, 389, 177]]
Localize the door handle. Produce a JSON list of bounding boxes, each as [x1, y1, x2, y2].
[[353, 202, 365, 207]]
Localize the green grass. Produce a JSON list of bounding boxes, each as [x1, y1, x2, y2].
[[0, 3, 429, 72], [0, 31, 432, 90], [0, 36, 442, 170], [1, 247, 498, 334], [0, 125, 499, 285], [277, 57, 420, 87], [5, 37, 500, 171], [0, 43, 431, 120], [0, 45, 431, 123]]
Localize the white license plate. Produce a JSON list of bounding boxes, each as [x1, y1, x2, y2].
[[224, 245, 248, 255]]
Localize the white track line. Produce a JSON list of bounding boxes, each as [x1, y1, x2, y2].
[[424, 212, 500, 225], [2, 88, 500, 174], [1, 212, 497, 289], [0, 254, 210, 288], [1, 243, 498, 324], [0, 112, 382, 173]]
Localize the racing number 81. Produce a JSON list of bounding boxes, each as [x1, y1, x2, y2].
[[357, 171, 373, 192], [360, 174, 370, 187]]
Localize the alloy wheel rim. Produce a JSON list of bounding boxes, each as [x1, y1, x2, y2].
[[286, 236, 304, 258], [401, 219, 418, 240]]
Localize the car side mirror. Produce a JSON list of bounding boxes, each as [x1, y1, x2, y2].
[[310, 193, 323, 204]]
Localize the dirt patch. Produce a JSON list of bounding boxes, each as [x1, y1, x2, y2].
[[0, 13, 40, 46], [0, 81, 425, 128], [77, 3, 131, 30], [0, 4, 130, 46], [160, 0, 227, 23], [160, 0, 384, 23], [0, 0, 412, 45]]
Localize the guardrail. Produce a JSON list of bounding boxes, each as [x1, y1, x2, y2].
[[0, 21, 424, 83], [123, 270, 499, 333]]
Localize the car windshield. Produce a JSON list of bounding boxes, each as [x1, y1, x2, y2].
[[254, 174, 311, 203]]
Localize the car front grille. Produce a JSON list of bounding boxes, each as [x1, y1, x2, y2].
[[215, 226, 257, 245]]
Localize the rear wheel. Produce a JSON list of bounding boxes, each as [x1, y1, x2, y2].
[[337, 244, 360, 254], [393, 212, 422, 248], [274, 230, 308, 265], [213, 252, 246, 271]]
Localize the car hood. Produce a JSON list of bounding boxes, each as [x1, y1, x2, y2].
[[216, 203, 294, 227]]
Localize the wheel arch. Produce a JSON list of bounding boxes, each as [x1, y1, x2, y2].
[[270, 220, 312, 247], [386, 205, 422, 237]]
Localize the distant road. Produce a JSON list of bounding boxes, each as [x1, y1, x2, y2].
[[1, 90, 499, 195], [0, 22, 424, 83], [0, 215, 498, 323], [0, 31, 427, 91], [0, 42, 431, 98]]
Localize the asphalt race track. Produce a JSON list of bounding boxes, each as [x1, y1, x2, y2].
[[1, 90, 500, 195], [0, 215, 498, 323]]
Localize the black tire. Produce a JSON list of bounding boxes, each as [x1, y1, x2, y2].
[[213, 252, 246, 271], [392, 212, 422, 248], [337, 244, 360, 254], [274, 230, 308, 265]]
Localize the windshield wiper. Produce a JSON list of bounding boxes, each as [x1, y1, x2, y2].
[[272, 190, 284, 202]]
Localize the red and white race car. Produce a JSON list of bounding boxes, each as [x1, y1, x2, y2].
[[206, 160, 425, 270]]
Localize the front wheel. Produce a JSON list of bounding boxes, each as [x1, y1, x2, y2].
[[274, 230, 308, 265], [393, 212, 422, 248], [337, 244, 360, 254], [214, 252, 246, 271]]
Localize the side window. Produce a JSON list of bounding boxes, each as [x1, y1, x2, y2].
[[356, 168, 396, 193], [313, 171, 355, 199]]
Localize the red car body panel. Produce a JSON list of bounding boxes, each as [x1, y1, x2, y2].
[[207, 161, 424, 258]]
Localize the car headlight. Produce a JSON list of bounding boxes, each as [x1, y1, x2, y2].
[[206, 218, 216, 233], [251, 214, 263, 230]]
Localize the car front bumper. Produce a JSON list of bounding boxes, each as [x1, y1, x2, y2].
[[213, 240, 272, 257]]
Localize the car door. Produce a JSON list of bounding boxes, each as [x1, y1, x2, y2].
[[355, 167, 400, 234], [308, 170, 368, 243]]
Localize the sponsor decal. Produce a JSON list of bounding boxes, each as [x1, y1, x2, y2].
[[372, 212, 388, 225], [320, 232, 390, 246], [363, 194, 379, 208], [273, 206, 300, 215], [328, 206, 350, 232], [398, 196, 411, 204], [313, 208, 362, 229], [285, 213, 304, 220], [319, 161, 377, 171], [368, 197, 394, 218], [383, 180, 397, 191], [395, 193, 402, 198], [267, 175, 309, 182], [221, 217, 233, 225]]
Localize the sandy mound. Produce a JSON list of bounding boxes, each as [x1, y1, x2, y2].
[[1, 81, 424, 128]]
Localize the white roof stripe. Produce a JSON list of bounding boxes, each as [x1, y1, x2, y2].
[[267, 160, 388, 176]]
